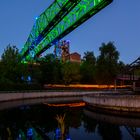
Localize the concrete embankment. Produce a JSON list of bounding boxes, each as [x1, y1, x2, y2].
[[0, 90, 136, 113], [0, 90, 129, 102], [83, 94, 140, 112], [0, 91, 88, 102]]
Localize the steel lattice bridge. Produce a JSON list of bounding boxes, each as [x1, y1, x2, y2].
[[20, 0, 113, 62], [129, 57, 140, 70]]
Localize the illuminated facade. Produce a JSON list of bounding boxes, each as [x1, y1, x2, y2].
[[70, 52, 81, 63]]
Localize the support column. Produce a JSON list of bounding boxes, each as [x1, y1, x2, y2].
[[133, 81, 136, 91]]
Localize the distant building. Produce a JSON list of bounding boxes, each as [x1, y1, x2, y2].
[[70, 52, 81, 63], [54, 40, 81, 63], [54, 40, 70, 61]]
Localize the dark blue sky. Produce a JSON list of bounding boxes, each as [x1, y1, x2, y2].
[[0, 0, 140, 64]]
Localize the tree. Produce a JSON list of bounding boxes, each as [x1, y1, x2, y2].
[[39, 54, 55, 84], [96, 42, 120, 84], [117, 61, 126, 74], [83, 51, 96, 65], [98, 123, 122, 140], [0, 44, 22, 83], [52, 60, 62, 84], [61, 62, 81, 85], [80, 51, 96, 84], [39, 53, 62, 84]]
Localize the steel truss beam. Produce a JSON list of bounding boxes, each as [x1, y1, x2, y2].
[[21, 0, 113, 61], [21, 0, 81, 57], [129, 57, 140, 71]]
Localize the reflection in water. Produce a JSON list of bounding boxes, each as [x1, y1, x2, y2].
[[0, 102, 140, 140], [84, 109, 140, 127], [55, 114, 66, 140], [98, 123, 122, 140], [55, 114, 71, 140], [84, 108, 140, 140]]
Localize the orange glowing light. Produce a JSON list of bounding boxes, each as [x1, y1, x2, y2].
[[45, 84, 130, 89], [44, 102, 86, 107]]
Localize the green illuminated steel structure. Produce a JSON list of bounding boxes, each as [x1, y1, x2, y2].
[[21, 0, 113, 61]]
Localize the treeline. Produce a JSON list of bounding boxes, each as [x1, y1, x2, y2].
[[0, 42, 125, 90]]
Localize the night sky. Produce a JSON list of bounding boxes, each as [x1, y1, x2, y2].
[[0, 0, 140, 64]]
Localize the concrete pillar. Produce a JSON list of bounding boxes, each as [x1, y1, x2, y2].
[[114, 79, 117, 91], [133, 81, 136, 91]]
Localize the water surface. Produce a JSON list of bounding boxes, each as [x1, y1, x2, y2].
[[0, 99, 140, 140]]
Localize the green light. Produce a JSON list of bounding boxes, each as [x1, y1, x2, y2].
[[21, 0, 68, 56], [21, 0, 113, 61], [33, 0, 112, 56]]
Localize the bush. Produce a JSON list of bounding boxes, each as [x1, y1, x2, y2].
[[0, 83, 43, 91]]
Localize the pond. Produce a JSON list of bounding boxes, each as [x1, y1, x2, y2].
[[0, 98, 140, 140]]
